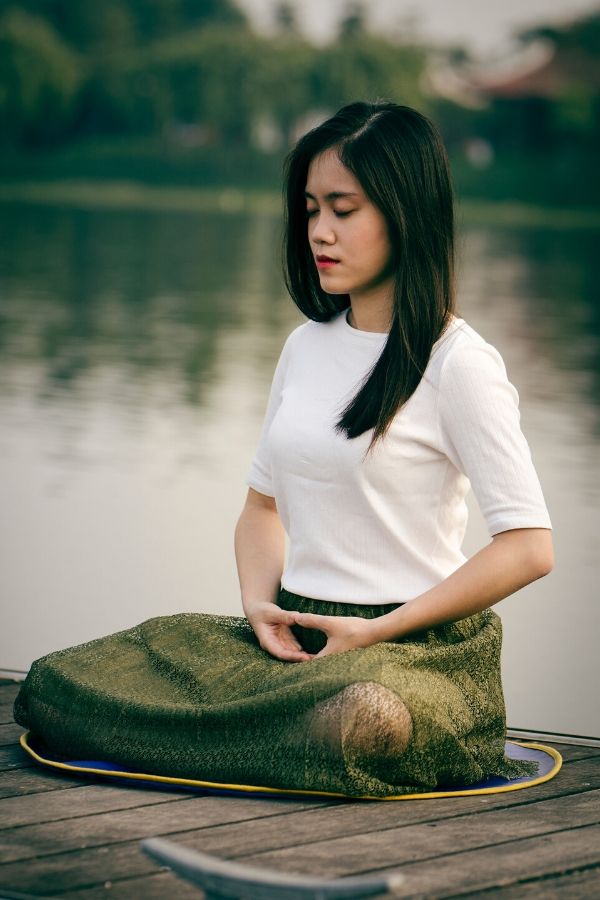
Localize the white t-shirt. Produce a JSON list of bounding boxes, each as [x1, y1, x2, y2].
[[246, 309, 552, 605]]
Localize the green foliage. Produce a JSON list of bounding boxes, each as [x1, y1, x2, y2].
[[0, 1, 462, 155], [312, 34, 427, 111], [0, 7, 83, 147], [552, 84, 597, 135], [61, 21, 429, 150], [0, 0, 248, 51]]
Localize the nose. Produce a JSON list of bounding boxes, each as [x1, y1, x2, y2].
[[309, 210, 336, 247]]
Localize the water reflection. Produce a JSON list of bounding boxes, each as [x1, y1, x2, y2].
[[0, 202, 598, 737], [0, 206, 291, 406], [1, 206, 597, 427], [496, 228, 599, 425]]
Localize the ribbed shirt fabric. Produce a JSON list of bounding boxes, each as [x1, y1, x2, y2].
[[246, 309, 552, 605]]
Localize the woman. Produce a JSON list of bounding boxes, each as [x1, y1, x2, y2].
[[15, 100, 553, 798]]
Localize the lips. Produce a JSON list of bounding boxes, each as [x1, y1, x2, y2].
[[316, 253, 339, 269]]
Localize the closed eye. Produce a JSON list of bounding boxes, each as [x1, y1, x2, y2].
[[305, 210, 352, 218]]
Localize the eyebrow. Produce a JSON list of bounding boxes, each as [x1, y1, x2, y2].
[[304, 191, 359, 201]]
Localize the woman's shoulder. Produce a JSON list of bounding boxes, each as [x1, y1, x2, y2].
[[431, 316, 513, 406], [433, 316, 507, 375]]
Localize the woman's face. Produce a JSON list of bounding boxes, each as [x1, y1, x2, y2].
[[305, 148, 395, 302]]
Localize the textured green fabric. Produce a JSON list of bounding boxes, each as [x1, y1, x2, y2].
[[14, 587, 537, 797]]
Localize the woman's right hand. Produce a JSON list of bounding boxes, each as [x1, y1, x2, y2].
[[246, 601, 314, 663]]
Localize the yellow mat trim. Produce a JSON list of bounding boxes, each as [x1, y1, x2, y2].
[[20, 732, 562, 801]]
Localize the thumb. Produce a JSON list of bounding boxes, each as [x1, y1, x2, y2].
[[274, 608, 299, 626], [292, 612, 330, 632]]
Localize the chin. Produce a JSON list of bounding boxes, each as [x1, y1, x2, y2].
[[319, 279, 349, 295]]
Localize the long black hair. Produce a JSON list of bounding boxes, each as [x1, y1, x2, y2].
[[281, 99, 457, 451]]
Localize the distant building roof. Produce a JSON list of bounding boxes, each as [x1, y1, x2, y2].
[[472, 42, 600, 99], [426, 14, 600, 106]]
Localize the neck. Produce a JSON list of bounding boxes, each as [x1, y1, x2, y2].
[[347, 293, 393, 333]]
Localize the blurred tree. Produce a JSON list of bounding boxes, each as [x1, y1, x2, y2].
[[255, 35, 315, 147], [100, 24, 262, 145], [0, 7, 83, 147], [0, 0, 248, 50], [312, 33, 427, 114], [133, 0, 248, 43], [0, 1, 137, 51], [273, 1, 298, 36], [338, 1, 367, 40]]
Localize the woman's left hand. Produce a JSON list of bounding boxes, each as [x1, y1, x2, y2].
[[291, 612, 377, 658]]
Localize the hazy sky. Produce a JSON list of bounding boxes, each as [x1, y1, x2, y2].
[[235, 0, 598, 58]]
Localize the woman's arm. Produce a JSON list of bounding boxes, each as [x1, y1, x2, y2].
[[234, 487, 313, 662], [291, 527, 554, 657], [368, 526, 554, 643], [234, 487, 286, 613]]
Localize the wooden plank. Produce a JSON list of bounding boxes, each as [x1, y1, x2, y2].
[[0, 684, 20, 727], [468, 864, 600, 898], [0, 783, 194, 829], [0, 740, 596, 896], [0, 799, 338, 895], [231, 790, 600, 875], [0, 840, 175, 894], [0, 767, 88, 800], [0, 771, 598, 894], [546, 745, 600, 762], [0, 794, 338, 864], [2, 814, 599, 899], [55, 861, 600, 900], [372, 826, 600, 898], [0, 745, 34, 772], [198, 790, 600, 875], [154, 766, 600, 862], [0, 725, 24, 748], [0, 748, 600, 840], [61, 870, 203, 900], [5, 751, 595, 863]]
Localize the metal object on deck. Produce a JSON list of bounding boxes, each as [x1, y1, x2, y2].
[[141, 836, 406, 899]]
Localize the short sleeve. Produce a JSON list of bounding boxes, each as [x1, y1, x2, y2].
[[438, 341, 552, 537], [245, 329, 297, 497]]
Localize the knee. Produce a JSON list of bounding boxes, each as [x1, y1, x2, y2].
[[339, 682, 413, 759]]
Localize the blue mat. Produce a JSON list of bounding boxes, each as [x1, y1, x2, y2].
[[20, 732, 562, 800]]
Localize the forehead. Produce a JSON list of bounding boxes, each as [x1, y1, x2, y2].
[[304, 149, 363, 200]]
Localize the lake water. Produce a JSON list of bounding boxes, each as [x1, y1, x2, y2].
[[0, 200, 598, 738]]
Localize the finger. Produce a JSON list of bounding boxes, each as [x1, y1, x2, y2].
[[257, 623, 302, 652], [274, 609, 303, 627], [278, 649, 315, 662], [280, 633, 304, 652], [292, 612, 330, 631], [261, 638, 313, 663]]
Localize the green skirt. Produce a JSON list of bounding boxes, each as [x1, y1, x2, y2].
[[13, 587, 535, 798]]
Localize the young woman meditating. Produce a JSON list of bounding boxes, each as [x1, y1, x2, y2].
[[15, 100, 553, 797]]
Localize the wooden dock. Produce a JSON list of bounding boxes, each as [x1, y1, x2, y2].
[[1, 678, 599, 899]]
